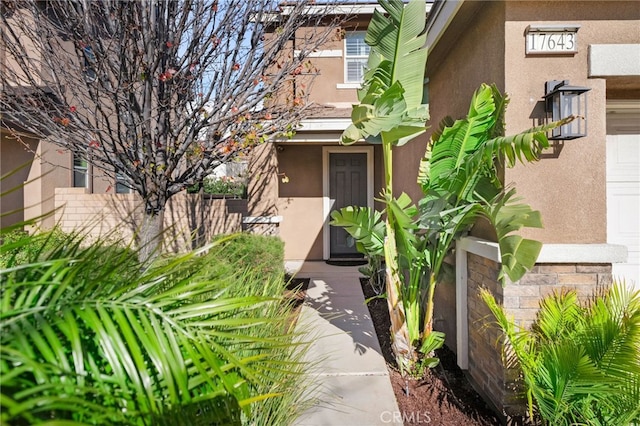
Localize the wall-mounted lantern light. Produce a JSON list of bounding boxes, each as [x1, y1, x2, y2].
[[544, 80, 591, 140]]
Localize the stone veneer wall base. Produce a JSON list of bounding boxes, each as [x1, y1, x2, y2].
[[456, 237, 627, 421]]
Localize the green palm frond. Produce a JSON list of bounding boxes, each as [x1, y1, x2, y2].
[[0, 231, 301, 425], [482, 282, 640, 425], [581, 284, 640, 381], [479, 119, 572, 168], [365, 0, 428, 109], [329, 206, 385, 257], [421, 84, 501, 193], [341, 0, 428, 145], [532, 290, 581, 342], [419, 84, 568, 200], [386, 192, 420, 267], [478, 187, 544, 283]]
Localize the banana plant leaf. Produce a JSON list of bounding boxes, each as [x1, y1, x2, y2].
[[329, 206, 385, 257], [341, 0, 429, 146]]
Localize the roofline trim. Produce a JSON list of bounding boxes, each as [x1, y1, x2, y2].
[[425, 0, 464, 53]]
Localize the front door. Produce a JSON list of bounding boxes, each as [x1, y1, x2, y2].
[[329, 152, 367, 258]]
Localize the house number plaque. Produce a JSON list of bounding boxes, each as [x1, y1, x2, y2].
[[526, 24, 580, 54]]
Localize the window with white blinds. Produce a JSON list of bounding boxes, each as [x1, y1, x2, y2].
[[345, 32, 370, 83]]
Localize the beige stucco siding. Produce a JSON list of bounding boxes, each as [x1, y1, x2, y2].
[[421, 0, 639, 245], [276, 145, 324, 259], [422, 0, 639, 353], [275, 142, 384, 260], [397, 1, 507, 205], [0, 129, 38, 227], [503, 1, 640, 244]]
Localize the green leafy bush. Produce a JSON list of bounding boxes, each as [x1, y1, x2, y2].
[[482, 282, 640, 425], [0, 227, 68, 268], [0, 230, 310, 425], [213, 233, 285, 283], [203, 176, 247, 198]]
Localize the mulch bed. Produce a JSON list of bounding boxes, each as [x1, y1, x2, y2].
[[284, 276, 310, 327], [361, 277, 502, 426]]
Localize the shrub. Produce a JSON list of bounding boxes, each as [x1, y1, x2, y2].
[[0, 227, 68, 268], [0, 229, 310, 425], [213, 233, 285, 283], [203, 176, 247, 198], [482, 282, 640, 425]]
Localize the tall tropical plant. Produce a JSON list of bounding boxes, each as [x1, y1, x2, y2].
[[481, 282, 640, 425], [0, 229, 307, 425], [334, 82, 567, 372], [332, 0, 561, 372], [334, 0, 430, 371], [415, 84, 568, 339]]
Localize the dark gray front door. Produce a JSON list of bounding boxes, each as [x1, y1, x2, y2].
[[330, 152, 367, 257]]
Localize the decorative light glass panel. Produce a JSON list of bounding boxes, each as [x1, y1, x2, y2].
[[545, 80, 590, 140]]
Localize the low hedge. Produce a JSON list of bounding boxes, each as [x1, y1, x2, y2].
[[213, 233, 285, 283]]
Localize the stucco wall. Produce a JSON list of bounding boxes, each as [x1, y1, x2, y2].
[[248, 142, 279, 217], [423, 0, 640, 245], [276, 145, 324, 260], [395, 1, 507, 205], [274, 142, 384, 260], [424, 1, 508, 343], [0, 129, 38, 228], [503, 0, 640, 244], [305, 16, 370, 107], [425, 1, 639, 355]]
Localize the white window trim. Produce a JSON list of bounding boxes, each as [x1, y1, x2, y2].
[[344, 31, 369, 84], [322, 145, 374, 260], [336, 83, 362, 90], [294, 49, 342, 58]]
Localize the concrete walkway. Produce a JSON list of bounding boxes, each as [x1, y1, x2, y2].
[[287, 261, 403, 426]]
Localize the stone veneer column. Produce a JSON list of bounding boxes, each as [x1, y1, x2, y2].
[[456, 237, 627, 420]]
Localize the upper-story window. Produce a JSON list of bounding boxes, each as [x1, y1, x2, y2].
[[83, 45, 97, 83], [345, 32, 370, 83], [73, 155, 88, 188], [115, 173, 131, 194]]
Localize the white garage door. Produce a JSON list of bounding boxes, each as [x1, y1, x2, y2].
[[607, 101, 640, 288]]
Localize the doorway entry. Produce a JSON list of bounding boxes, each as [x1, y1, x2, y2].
[[323, 146, 374, 260]]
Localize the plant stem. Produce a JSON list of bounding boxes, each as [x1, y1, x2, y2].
[[382, 136, 415, 370], [423, 272, 437, 336]]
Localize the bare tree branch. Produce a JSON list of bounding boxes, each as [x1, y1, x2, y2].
[[1, 0, 350, 253]]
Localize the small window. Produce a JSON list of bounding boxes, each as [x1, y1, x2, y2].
[[83, 45, 97, 83], [344, 32, 370, 83], [115, 173, 131, 194], [73, 155, 88, 188]]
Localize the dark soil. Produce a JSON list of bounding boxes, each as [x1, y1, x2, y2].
[[361, 278, 502, 426], [284, 276, 310, 327]]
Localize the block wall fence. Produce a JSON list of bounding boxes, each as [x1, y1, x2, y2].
[[51, 188, 256, 252]]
